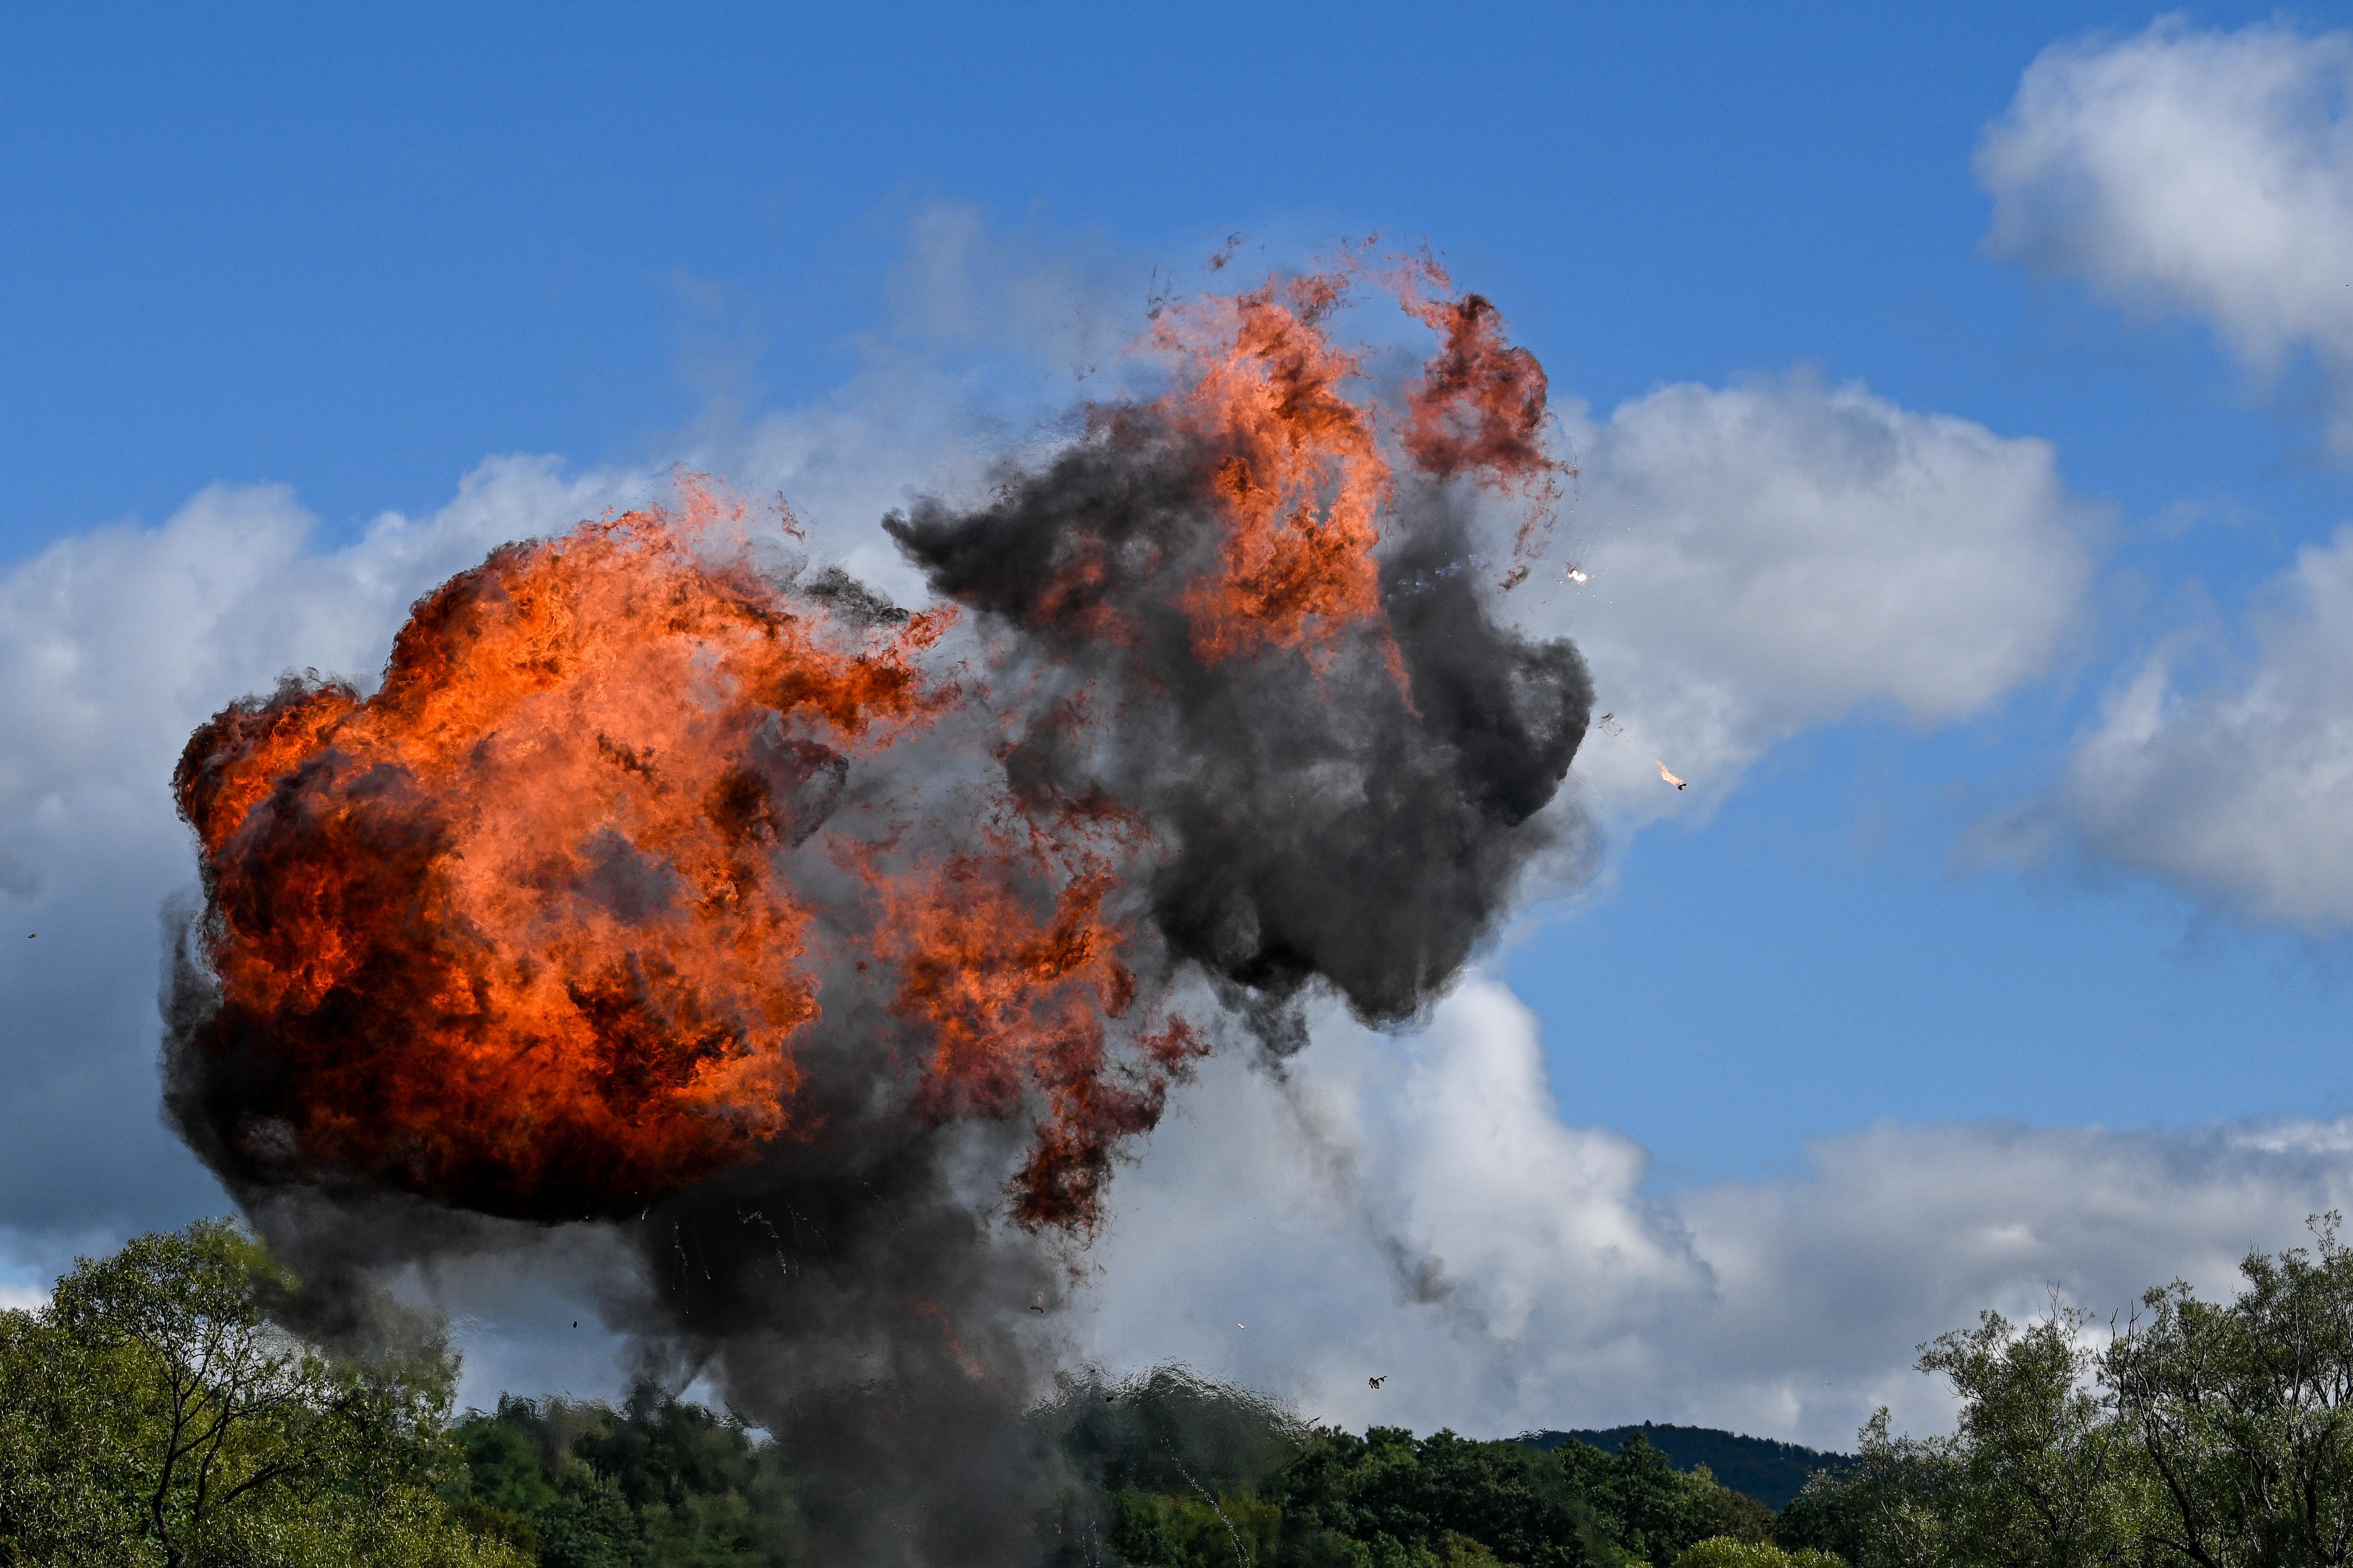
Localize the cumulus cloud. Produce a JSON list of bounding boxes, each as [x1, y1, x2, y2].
[[1076, 979, 2353, 1451], [2021, 521, 2353, 929], [1977, 17, 2353, 445], [1510, 373, 2094, 827]]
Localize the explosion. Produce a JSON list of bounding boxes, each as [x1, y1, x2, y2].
[[165, 257, 1592, 1563]]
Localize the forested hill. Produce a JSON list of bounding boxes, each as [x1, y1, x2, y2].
[[1519, 1424, 1857, 1509]]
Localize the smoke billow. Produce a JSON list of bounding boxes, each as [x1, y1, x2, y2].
[[161, 262, 1592, 1563]]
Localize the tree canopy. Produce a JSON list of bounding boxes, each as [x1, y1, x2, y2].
[[1802, 1216, 2353, 1568], [0, 1218, 518, 1568]]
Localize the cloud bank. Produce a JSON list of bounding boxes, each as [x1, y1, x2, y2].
[[2026, 521, 2353, 930], [1978, 16, 2353, 445], [1533, 373, 2093, 827], [1077, 979, 2353, 1452]]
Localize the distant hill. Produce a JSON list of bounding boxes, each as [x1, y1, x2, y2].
[[1517, 1422, 1857, 1510]]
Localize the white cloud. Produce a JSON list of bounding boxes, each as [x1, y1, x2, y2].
[[1973, 27, 2353, 926], [2032, 521, 2353, 928], [1509, 373, 2094, 827], [1079, 978, 2353, 1451], [1977, 17, 2353, 445]]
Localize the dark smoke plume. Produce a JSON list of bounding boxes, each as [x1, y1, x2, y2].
[[162, 265, 1591, 1564]]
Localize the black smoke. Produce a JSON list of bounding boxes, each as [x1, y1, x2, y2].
[[887, 405, 1590, 1041]]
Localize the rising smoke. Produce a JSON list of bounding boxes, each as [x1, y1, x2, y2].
[[161, 261, 1592, 1564]]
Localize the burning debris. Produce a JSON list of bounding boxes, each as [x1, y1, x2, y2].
[[1590, 711, 1686, 789], [163, 260, 1593, 1564]]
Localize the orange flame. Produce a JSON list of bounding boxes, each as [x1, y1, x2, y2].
[[177, 499, 955, 1216], [1158, 275, 1391, 666], [172, 265, 1570, 1233]]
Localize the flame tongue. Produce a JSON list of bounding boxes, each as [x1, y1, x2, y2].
[[1168, 278, 1392, 664]]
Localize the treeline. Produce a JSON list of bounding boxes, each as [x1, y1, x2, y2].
[[10, 1216, 2353, 1565], [1529, 1426, 1854, 1511], [436, 1363, 1802, 1567], [1039, 1381, 1822, 1568]]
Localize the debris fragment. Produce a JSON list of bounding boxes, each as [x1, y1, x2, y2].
[[1656, 759, 1686, 790], [1564, 567, 1588, 583], [1596, 712, 1624, 739], [1499, 565, 1530, 590], [1368, 1376, 1386, 1390]]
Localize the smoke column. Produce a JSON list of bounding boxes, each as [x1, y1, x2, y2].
[[163, 260, 1593, 1564]]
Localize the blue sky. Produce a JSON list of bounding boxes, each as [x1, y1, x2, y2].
[[4, 0, 2340, 1164], [4, 0, 2320, 536], [10, 1, 2353, 1439]]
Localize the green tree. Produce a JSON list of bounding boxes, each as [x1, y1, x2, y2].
[[452, 1387, 798, 1566], [1771, 1468, 1873, 1564], [1846, 1309, 2146, 1568], [0, 1217, 520, 1568], [1834, 1218, 2353, 1568], [2103, 1218, 2353, 1568], [1110, 1486, 1285, 1566], [1555, 1433, 1771, 1565], [1268, 1426, 1614, 1567], [1673, 1538, 1845, 1568]]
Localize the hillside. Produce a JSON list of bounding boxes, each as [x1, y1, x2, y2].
[[1517, 1422, 1857, 1510]]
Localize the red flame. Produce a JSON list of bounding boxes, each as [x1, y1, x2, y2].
[[1158, 275, 1391, 666], [1399, 270, 1569, 563]]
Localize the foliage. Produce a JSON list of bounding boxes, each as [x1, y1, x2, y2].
[[87, 1215, 2353, 1568], [1829, 1216, 2353, 1568], [1110, 1487, 1286, 1566], [1044, 1366, 1312, 1502], [450, 1385, 797, 1566], [1080, 1410, 1790, 1568], [1531, 1427, 1857, 1511], [1769, 1470, 1874, 1563], [0, 1217, 519, 1568], [1267, 1425, 1612, 1567], [1555, 1431, 1776, 1563], [2101, 1217, 2353, 1568], [1674, 1538, 1848, 1568], [1849, 1310, 2146, 1568]]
